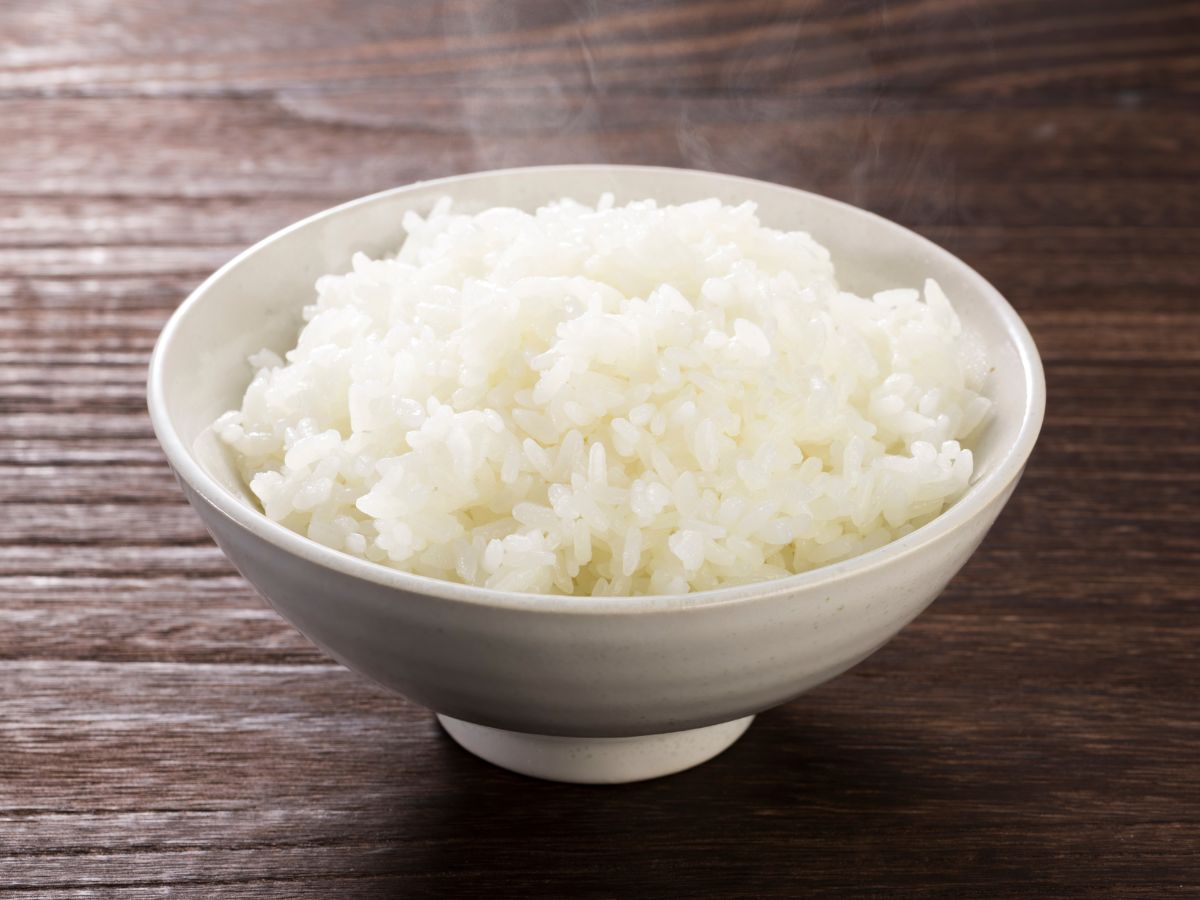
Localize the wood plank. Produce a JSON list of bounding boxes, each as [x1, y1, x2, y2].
[[1, 0, 1195, 100], [0, 465, 182, 502], [0, 545, 234, 578], [2, 0, 1197, 894], [0, 661, 1195, 895]]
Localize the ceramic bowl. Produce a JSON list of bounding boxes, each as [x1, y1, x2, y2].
[[147, 165, 1045, 784]]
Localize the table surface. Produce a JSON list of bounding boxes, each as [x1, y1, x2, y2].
[[3, 1, 1198, 896]]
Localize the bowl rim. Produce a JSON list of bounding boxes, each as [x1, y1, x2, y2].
[[148, 163, 1046, 616]]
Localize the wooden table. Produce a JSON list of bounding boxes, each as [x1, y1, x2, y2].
[[3, 1, 1197, 895]]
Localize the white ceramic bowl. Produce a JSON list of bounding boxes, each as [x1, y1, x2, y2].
[[148, 165, 1044, 784]]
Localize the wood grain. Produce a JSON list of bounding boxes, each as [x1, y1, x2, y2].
[[2, 0, 1198, 896]]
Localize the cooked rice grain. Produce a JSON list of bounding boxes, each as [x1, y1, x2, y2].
[[216, 196, 990, 596]]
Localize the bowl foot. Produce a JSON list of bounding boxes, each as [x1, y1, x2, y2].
[[437, 714, 755, 784]]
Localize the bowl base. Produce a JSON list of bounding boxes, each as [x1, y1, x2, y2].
[[437, 714, 755, 784]]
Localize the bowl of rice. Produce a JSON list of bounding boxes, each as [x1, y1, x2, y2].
[[148, 165, 1044, 783]]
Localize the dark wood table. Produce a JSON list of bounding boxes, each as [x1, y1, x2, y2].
[[3, 1, 1197, 895]]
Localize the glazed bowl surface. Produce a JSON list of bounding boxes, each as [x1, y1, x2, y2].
[[148, 165, 1044, 780]]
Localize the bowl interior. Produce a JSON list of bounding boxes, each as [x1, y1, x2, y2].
[[153, 165, 1042, 591]]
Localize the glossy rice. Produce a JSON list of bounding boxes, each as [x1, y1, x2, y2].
[[215, 196, 991, 596]]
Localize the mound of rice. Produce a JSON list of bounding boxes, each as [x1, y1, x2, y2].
[[215, 195, 991, 596]]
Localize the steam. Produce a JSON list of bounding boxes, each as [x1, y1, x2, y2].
[[439, 0, 994, 228], [448, 1, 603, 170]]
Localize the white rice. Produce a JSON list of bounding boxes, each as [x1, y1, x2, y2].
[[215, 195, 991, 596]]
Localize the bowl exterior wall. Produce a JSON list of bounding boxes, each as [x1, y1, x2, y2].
[[150, 165, 1043, 740], [182, 479, 1015, 737]]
